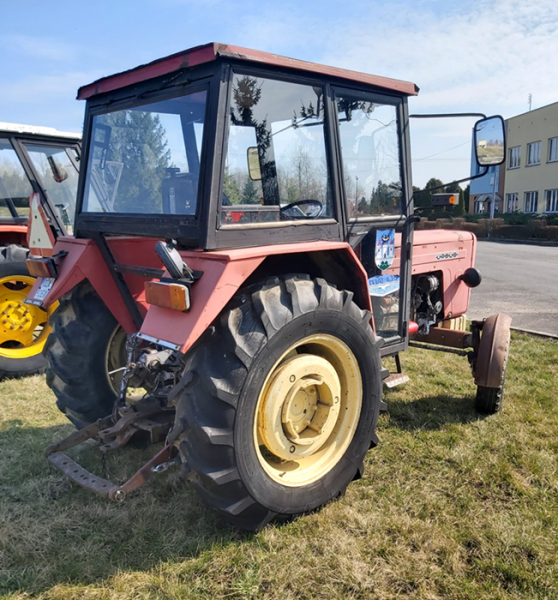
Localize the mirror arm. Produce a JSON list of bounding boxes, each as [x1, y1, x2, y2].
[[419, 167, 489, 194], [410, 113, 486, 120]]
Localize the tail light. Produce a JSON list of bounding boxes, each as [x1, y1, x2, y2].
[[26, 256, 58, 278], [145, 281, 190, 312]]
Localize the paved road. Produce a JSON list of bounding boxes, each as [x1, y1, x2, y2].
[[467, 240, 558, 336]]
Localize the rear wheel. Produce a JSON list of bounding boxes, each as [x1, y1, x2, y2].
[[44, 281, 127, 428], [172, 275, 382, 530], [0, 245, 56, 379]]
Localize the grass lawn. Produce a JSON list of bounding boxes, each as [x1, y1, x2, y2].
[[1, 331, 557, 599]]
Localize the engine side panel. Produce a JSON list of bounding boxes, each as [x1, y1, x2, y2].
[[385, 229, 477, 320]]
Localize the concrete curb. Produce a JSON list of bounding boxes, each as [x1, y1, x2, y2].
[[511, 326, 558, 340], [479, 238, 558, 248]]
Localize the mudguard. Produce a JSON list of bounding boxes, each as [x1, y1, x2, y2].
[[26, 239, 370, 350], [138, 241, 370, 354], [474, 313, 512, 388], [26, 237, 162, 333]]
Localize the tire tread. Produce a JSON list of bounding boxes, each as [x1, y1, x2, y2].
[[173, 275, 381, 530]]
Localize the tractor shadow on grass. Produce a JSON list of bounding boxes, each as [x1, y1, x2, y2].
[[0, 421, 252, 595], [382, 392, 489, 432]]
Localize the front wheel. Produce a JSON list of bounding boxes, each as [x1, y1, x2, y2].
[[474, 314, 512, 414], [172, 275, 382, 530]]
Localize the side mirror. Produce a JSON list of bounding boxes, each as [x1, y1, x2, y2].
[[247, 147, 261, 181], [474, 116, 505, 166]]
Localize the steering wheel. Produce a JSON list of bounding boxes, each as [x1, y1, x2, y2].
[[280, 199, 324, 220]]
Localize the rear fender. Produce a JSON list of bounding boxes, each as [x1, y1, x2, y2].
[[26, 237, 139, 333], [0, 225, 28, 248], [139, 241, 370, 354]]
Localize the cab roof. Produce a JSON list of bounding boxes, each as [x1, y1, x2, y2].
[[0, 121, 81, 140], [77, 42, 419, 100]]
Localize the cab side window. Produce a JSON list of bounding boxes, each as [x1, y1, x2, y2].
[[221, 74, 333, 225]]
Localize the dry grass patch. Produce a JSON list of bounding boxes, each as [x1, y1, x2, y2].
[[1, 331, 557, 599]]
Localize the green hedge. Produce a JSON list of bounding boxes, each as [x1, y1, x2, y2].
[[416, 216, 558, 241]]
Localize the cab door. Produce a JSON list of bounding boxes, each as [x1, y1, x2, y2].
[[332, 87, 413, 354]]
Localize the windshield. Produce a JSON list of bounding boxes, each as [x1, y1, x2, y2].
[[82, 90, 207, 215], [24, 144, 79, 231], [0, 139, 33, 218]]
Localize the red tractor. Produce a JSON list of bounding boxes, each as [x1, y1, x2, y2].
[[26, 44, 510, 530], [0, 122, 80, 379]]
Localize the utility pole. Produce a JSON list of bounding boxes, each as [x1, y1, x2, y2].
[[488, 165, 498, 238], [528, 93, 532, 111]]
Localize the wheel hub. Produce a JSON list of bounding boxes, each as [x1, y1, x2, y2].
[[258, 354, 342, 460], [254, 333, 364, 487], [0, 274, 57, 357], [1, 300, 34, 333]]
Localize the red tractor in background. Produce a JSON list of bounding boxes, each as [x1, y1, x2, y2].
[[26, 44, 510, 530], [0, 122, 80, 379]]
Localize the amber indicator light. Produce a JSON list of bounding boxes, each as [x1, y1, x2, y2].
[[26, 257, 57, 278], [145, 281, 190, 312]]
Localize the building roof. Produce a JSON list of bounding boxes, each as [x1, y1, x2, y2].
[[0, 121, 81, 140], [507, 98, 558, 122], [77, 42, 419, 100]]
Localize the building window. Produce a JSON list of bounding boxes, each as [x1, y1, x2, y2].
[[527, 141, 541, 166], [508, 146, 520, 169], [524, 191, 538, 213], [474, 199, 485, 214], [546, 189, 558, 213], [506, 193, 518, 212], [549, 137, 558, 163]]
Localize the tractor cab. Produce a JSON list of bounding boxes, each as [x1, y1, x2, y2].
[[0, 122, 80, 237], [0, 122, 80, 380], [62, 44, 420, 353]]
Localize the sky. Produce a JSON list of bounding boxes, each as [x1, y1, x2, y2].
[[2, 0, 557, 187]]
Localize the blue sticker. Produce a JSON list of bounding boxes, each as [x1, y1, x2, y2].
[[368, 274, 400, 297], [375, 229, 395, 271]]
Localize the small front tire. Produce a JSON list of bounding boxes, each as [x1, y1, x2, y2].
[[474, 314, 511, 414]]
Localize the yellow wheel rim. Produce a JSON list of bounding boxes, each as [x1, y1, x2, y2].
[[254, 334, 363, 487], [0, 275, 58, 359]]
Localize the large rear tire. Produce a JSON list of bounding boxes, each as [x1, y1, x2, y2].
[[0, 244, 56, 380], [44, 281, 126, 428], [172, 275, 383, 530]]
